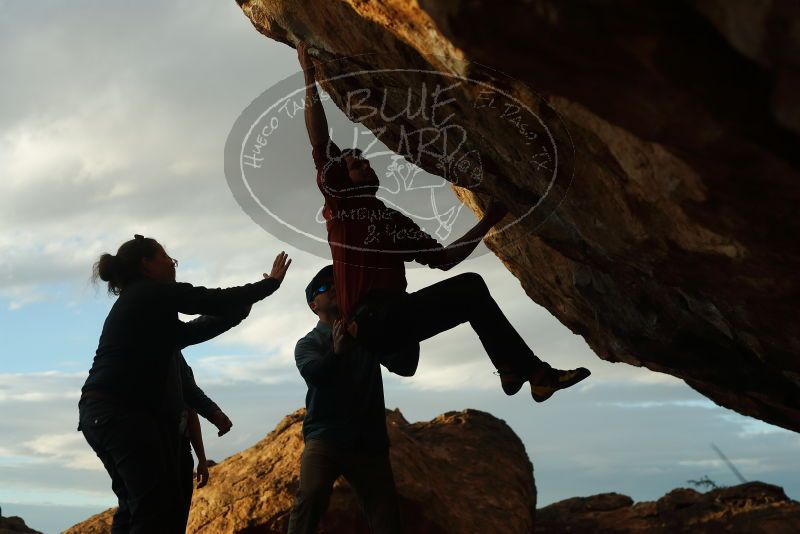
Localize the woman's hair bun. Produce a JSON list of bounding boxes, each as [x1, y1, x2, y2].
[[92, 236, 160, 295], [96, 253, 118, 283]]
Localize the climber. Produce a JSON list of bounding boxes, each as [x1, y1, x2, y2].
[[297, 41, 590, 403], [79, 235, 291, 534], [287, 265, 403, 534]]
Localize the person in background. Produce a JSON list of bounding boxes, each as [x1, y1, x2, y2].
[[79, 234, 291, 533], [175, 350, 228, 530]]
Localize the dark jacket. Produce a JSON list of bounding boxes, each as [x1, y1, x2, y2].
[[82, 277, 279, 418], [295, 321, 389, 451], [171, 313, 255, 420]]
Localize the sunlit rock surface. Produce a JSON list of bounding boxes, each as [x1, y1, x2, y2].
[[66, 408, 535, 533], [535, 481, 800, 533]]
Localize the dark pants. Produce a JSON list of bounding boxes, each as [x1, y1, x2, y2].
[[287, 440, 402, 534], [79, 399, 182, 534], [177, 437, 194, 531], [355, 272, 546, 376], [377, 341, 420, 377]]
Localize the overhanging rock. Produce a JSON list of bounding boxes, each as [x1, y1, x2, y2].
[[237, 0, 800, 431]]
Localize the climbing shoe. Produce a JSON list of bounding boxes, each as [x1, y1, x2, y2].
[[531, 367, 591, 403], [497, 370, 527, 396]]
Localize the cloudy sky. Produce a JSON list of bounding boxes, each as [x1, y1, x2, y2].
[[1, 2, 798, 533]]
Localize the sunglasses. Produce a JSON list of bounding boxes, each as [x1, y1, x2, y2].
[[313, 282, 333, 298]]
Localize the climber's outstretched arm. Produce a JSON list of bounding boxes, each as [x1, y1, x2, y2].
[[427, 200, 508, 270], [298, 42, 329, 147]]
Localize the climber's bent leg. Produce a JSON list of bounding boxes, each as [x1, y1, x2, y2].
[[355, 273, 549, 392]]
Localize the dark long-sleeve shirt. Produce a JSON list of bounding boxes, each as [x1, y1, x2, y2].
[[164, 310, 251, 422], [295, 321, 389, 451], [82, 277, 279, 418], [173, 312, 250, 420], [178, 354, 218, 419], [177, 310, 250, 351]]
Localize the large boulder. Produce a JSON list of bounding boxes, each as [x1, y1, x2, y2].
[[535, 481, 800, 533], [235, 0, 800, 432], [66, 408, 535, 533], [63, 509, 114, 534]]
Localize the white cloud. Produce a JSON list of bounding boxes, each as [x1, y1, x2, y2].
[[21, 433, 103, 471], [0, 390, 78, 402], [391, 359, 497, 392], [4, 286, 47, 311], [0, 372, 83, 403], [596, 399, 717, 410], [719, 413, 793, 438], [0, 0, 298, 312], [193, 353, 297, 385], [0, 110, 130, 190], [217, 299, 317, 356]]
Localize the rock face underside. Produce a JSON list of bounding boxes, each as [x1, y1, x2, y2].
[[237, 0, 800, 431], [536, 481, 800, 533], [66, 409, 535, 533]]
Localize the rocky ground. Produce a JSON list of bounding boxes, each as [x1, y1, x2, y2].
[[66, 408, 536, 533], [536, 481, 800, 533], [65, 408, 800, 533]]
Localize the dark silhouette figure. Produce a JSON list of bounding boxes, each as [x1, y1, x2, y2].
[[298, 42, 589, 403], [78, 235, 291, 534], [176, 353, 214, 531], [287, 265, 403, 534]]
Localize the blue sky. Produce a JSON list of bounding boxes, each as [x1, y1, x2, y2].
[[1, 2, 798, 533]]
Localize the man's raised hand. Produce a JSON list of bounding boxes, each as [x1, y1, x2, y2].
[[265, 251, 292, 283]]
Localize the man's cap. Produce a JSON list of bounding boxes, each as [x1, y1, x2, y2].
[[305, 265, 334, 303]]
